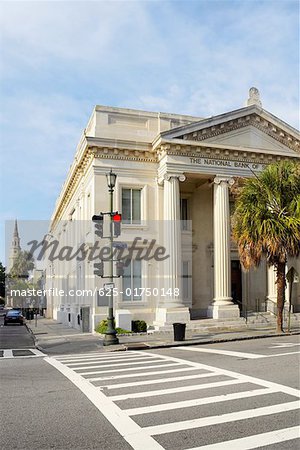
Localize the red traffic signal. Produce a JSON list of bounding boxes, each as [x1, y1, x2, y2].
[[113, 213, 122, 222], [112, 212, 121, 237]]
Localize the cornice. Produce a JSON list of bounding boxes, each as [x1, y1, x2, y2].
[[85, 136, 152, 152], [51, 140, 158, 228], [51, 148, 94, 228], [89, 145, 157, 163]]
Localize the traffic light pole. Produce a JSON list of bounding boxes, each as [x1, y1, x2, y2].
[[103, 185, 119, 346]]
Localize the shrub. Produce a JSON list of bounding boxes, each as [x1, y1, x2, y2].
[[131, 320, 147, 333], [95, 319, 130, 335]]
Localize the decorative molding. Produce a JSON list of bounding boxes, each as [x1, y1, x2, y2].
[[155, 141, 299, 168], [90, 146, 157, 163], [181, 113, 299, 153]]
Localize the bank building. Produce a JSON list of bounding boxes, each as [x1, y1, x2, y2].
[[45, 88, 300, 332]]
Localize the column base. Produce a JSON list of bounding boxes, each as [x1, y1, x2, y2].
[[153, 307, 190, 330], [207, 303, 240, 320]]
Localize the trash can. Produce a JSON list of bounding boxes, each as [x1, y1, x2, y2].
[[173, 323, 186, 341]]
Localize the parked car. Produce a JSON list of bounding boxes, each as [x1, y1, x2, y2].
[[4, 310, 25, 326]]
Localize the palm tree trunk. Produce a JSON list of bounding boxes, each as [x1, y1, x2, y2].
[[276, 262, 286, 333]]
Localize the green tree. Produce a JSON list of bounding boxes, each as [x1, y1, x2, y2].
[[9, 251, 34, 278], [232, 160, 300, 333]]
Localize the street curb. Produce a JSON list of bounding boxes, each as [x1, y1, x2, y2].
[[25, 323, 45, 352], [105, 330, 300, 352], [25, 321, 300, 354]]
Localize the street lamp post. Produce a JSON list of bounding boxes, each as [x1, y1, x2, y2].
[[103, 170, 119, 346]]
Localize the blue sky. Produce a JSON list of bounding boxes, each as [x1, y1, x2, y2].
[[1, 0, 299, 264]]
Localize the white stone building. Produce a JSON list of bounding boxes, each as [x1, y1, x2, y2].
[[45, 89, 300, 332]]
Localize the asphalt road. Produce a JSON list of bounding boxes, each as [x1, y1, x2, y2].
[[0, 333, 299, 449], [0, 311, 35, 349]]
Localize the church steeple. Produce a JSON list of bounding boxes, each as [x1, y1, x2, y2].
[[8, 219, 21, 272]]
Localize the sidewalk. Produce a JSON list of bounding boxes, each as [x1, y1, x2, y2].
[[26, 316, 300, 354]]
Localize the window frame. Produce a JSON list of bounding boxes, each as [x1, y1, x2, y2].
[[180, 195, 192, 231], [117, 183, 148, 227], [122, 259, 143, 302]]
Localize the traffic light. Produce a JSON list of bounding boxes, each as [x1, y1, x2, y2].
[[94, 261, 104, 277], [116, 261, 124, 277], [112, 212, 121, 237], [92, 214, 104, 238]]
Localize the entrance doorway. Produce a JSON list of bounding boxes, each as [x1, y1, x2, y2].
[[80, 307, 90, 333], [231, 260, 242, 312]]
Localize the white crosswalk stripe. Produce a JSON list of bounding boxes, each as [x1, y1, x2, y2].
[[186, 426, 300, 450], [47, 349, 300, 450]]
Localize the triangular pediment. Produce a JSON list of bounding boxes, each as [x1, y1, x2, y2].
[[202, 125, 292, 154], [160, 105, 300, 156]]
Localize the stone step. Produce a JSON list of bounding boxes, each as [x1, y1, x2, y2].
[[152, 313, 300, 332], [153, 318, 247, 333]]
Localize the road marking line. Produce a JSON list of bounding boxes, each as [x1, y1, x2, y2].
[[88, 366, 201, 382], [79, 362, 181, 376], [172, 347, 264, 358], [45, 357, 163, 450], [64, 355, 156, 365], [104, 372, 213, 390], [263, 351, 300, 358], [144, 401, 300, 435], [185, 426, 300, 450], [175, 346, 300, 360], [0, 349, 45, 359], [125, 388, 276, 415], [269, 343, 300, 348], [0, 348, 38, 351], [110, 378, 244, 401], [70, 358, 164, 370], [30, 349, 46, 357]]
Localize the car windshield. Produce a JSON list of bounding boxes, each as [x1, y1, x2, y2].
[[7, 311, 21, 316]]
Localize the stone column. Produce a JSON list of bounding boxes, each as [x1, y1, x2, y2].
[[208, 176, 240, 319], [163, 173, 185, 307], [154, 173, 190, 329]]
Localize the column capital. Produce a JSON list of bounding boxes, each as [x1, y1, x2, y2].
[[156, 173, 186, 185], [164, 173, 186, 182], [213, 175, 235, 186]]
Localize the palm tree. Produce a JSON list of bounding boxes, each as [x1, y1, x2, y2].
[[232, 160, 300, 333]]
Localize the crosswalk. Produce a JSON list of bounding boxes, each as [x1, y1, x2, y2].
[[0, 348, 45, 358], [46, 349, 300, 450]]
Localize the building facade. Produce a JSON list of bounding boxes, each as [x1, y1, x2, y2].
[[45, 89, 300, 332]]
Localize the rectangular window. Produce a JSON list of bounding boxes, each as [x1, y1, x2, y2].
[[182, 261, 189, 300], [122, 188, 141, 224], [122, 260, 142, 301], [180, 198, 190, 230]]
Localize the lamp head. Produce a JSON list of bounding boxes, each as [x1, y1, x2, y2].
[[106, 169, 117, 190]]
